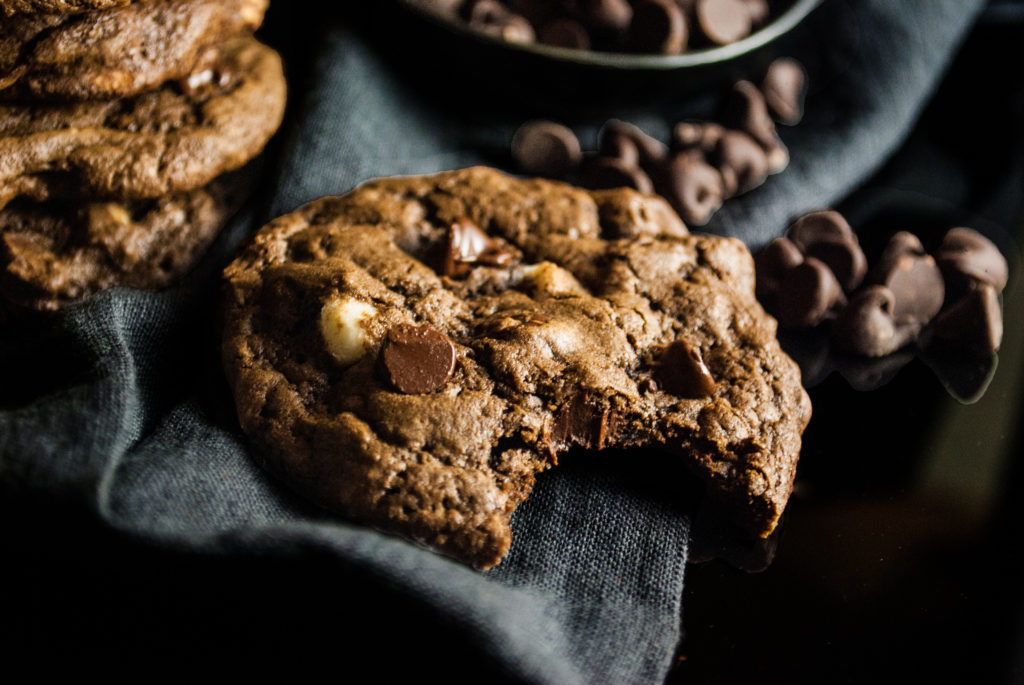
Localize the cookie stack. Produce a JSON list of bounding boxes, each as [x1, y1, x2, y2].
[[0, 0, 286, 313]]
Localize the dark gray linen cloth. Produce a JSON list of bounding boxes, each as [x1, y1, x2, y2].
[[0, 0, 986, 681]]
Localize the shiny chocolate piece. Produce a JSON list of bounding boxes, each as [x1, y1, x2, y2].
[[761, 57, 807, 125], [583, 0, 634, 33], [787, 209, 854, 247], [754, 235, 803, 308], [656, 339, 717, 399], [787, 210, 866, 292], [598, 130, 642, 167], [776, 256, 846, 329], [600, 119, 669, 170], [581, 156, 655, 194], [714, 129, 769, 196], [443, 216, 517, 277], [696, 0, 753, 46], [672, 120, 726, 156], [725, 80, 780, 151], [871, 231, 945, 325], [802, 239, 867, 294], [468, 0, 536, 43], [833, 285, 917, 357], [934, 227, 1009, 300], [511, 120, 582, 178], [549, 395, 621, 452], [742, 0, 771, 26], [927, 284, 1003, 356], [659, 154, 724, 226], [381, 323, 457, 394], [628, 0, 688, 55]]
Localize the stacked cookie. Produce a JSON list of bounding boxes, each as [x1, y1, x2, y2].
[[0, 0, 286, 312]]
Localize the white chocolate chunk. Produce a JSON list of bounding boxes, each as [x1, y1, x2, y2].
[[320, 296, 377, 365], [521, 262, 586, 297]]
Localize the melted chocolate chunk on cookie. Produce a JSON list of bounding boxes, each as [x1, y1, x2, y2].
[[442, 216, 519, 277], [222, 167, 811, 569], [382, 323, 458, 394]]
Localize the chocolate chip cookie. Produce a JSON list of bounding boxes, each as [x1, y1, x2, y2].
[[1, 172, 247, 312], [0, 0, 131, 16], [221, 166, 811, 569], [0, 36, 285, 211], [0, 0, 268, 101]]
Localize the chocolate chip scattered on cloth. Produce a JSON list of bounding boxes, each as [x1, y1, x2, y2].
[[0, 1, 989, 682], [222, 166, 810, 569]]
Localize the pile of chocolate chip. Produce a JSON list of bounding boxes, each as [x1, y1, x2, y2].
[[755, 210, 1008, 358], [409, 0, 794, 54], [510, 57, 805, 226]]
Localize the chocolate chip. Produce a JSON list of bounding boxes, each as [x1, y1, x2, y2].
[[803, 239, 867, 294], [659, 154, 724, 226], [833, 285, 917, 357], [656, 339, 717, 399], [724, 80, 779, 152], [762, 58, 807, 126], [672, 121, 725, 154], [787, 209, 854, 247], [776, 256, 846, 329], [598, 131, 642, 167], [469, 1, 536, 43], [599, 119, 669, 170], [934, 227, 1009, 300], [713, 129, 769, 196], [870, 231, 945, 325], [511, 120, 583, 178], [550, 395, 621, 451], [787, 210, 866, 292], [539, 18, 592, 49], [764, 139, 790, 174], [582, 0, 634, 33], [382, 323, 457, 394], [443, 217, 517, 277], [926, 284, 1003, 356], [629, 0, 688, 55], [754, 236, 803, 308], [696, 0, 753, 46], [581, 156, 655, 194], [742, 0, 771, 27]]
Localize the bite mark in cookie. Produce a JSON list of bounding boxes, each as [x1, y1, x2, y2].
[[221, 167, 811, 569]]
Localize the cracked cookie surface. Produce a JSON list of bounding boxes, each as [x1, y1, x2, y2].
[[1, 171, 247, 312], [0, 0, 268, 101], [221, 166, 811, 569], [0, 36, 285, 211], [0, 0, 131, 16]]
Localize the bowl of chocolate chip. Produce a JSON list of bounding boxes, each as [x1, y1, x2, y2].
[[394, 0, 823, 104]]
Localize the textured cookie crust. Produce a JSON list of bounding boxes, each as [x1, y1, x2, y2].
[[1, 172, 246, 311], [0, 0, 268, 101], [222, 167, 811, 569], [0, 0, 131, 16], [0, 36, 285, 211]]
